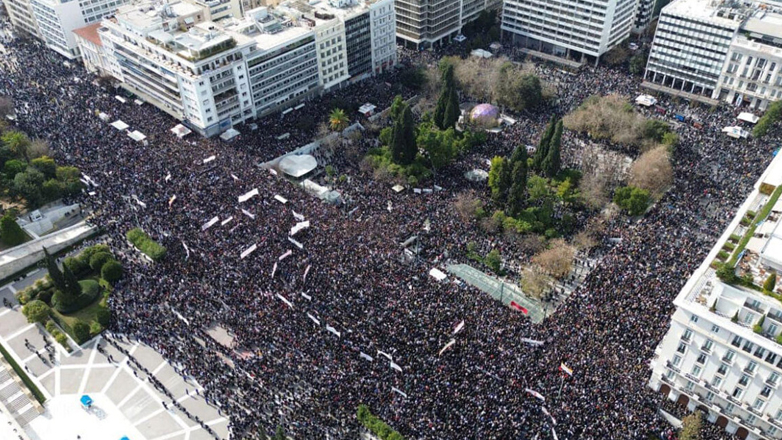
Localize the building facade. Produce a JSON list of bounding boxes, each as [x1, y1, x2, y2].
[[649, 155, 782, 440], [4, 0, 41, 38], [80, 0, 395, 136], [501, 0, 638, 63], [394, 0, 499, 49], [633, 0, 658, 33]]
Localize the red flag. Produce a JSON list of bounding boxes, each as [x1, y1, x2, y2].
[[510, 301, 528, 314]]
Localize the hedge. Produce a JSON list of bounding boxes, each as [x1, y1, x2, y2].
[[52, 279, 101, 314], [753, 100, 782, 138], [357, 405, 405, 440], [729, 184, 782, 267], [0, 341, 46, 404], [126, 227, 166, 261]]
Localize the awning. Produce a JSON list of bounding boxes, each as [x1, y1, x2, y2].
[[722, 126, 749, 138], [80, 395, 93, 407], [279, 154, 317, 178], [111, 120, 129, 130], [98, 112, 109, 121], [358, 103, 376, 115], [127, 130, 146, 142], [220, 128, 240, 141], [392, 184, 404, 193], [170, 123, 192, 138], [738, 112, 760, 124]]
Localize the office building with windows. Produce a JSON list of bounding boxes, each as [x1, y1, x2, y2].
[[395, 0, 500, 49], [81, 0, 395, 136], [501, 0, 638, 63], [648, 154, 782, 440], [633, 0, 658, 33]]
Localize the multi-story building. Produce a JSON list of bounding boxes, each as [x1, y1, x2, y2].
[[501, 0, 638, 63], [644, 0, 745, 98], [73, 22, 110, 74], [649, 154, 782, 440], [713, 11, 782, 110], [633, 0, 658, 33], [81, 0, 395, 136], [4, 0, 130, 58], [395, 0, 500, 49]]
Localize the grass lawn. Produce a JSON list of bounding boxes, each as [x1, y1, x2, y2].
[[50, 289, 108, 344]]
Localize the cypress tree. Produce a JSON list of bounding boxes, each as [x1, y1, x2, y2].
[[62, 262, 82, 300], [434, 64, 455, 129], [542, 120, 563, 177], [533, 116, 556, 171], [43, 247, 65, 291], [443, 87, 460, 130], [391, 104, 417, 165], [507, 146, 528, 216]]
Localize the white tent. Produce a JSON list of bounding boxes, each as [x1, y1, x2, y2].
[[134, 99, 144, 106], [470, 49, 492, 59], [635, 95, 657, 107], [392, 184, 404, 193], [170, 124, 192, 138], [279, 155, 318, 178], [127, 130, 146, 142], [111, 120, 129, 130], [358, 103, 376, 116], [115, 95, 127, 103], [738, 112, 760, 124], [98, 112, 109, 121], [722, 126, 749, 139], [220, 128, 240, 141]]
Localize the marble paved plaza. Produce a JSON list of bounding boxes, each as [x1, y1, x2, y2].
[[0, 272, 230, 440]]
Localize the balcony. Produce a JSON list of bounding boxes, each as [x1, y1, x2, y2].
[[700, 345, 712, 354], [722, 356, 734, 365], [744, 367, 757, 376], [765, 377, 778, 388]]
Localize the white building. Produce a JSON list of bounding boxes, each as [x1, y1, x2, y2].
[[394, 0, 500, 49], [712, 11, 782, 110], [4, 0, 131, 58], [501, 0, 638, 64], [81, 0, 395, 136], [649, 154, 782, 440], [633, 0, 658, 33]]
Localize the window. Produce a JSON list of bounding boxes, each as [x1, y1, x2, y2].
[[677, 342, 687, 354], [706, 391, 715, 401], [691, 365, 702, 377], [769, 372, 780, 385], [746, 361, 757, 373], [702, 340, 713, 352], [747, 414, 757, 425], [726, 403, 735, 414], [696, 354, 707, 364], [739, 374, 750, 386], [776, 409, 782, 420], [724, 350, 736, 362], [712, 376, 722, 387], [732, 387, 743, 398], [711, 324, 720, 333], [666, 370, 675, 380], [686, 381, 695, 391], [717, 364, 728, 376], [690, 315, 699, 323], [770, 426, 778, 436], [732, 336, 743, 347], [761, 385, 772, 397]]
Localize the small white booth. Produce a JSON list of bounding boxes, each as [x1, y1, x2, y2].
[[170, 124, 192, 138], [738, 112, 760, 124], [111, 120, 129, 130], [220, 128, 240, 141], [635, 95, 658, 107]]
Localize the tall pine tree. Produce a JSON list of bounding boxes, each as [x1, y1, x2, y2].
[[434, 64, 455, 129], [542, 120, 563, 177], [488, 156, 511, 203], [442, 87, 460, 130], [391, 104, 417, 165], [43, 247, 65, 291], [533, 115, 556, 172], [62, 263, 82, 302], [507, 146, 528, 216]]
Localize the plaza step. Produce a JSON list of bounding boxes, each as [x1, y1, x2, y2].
[[16, 405, 39, 426]]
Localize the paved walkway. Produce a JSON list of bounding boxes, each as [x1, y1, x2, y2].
[[0, 275, 230, 440]]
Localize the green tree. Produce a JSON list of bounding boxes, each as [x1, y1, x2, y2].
[[679, 411, 702, 440], [73, 321, 90, 343], [390, 104, 417, 165], [533, 116, 556, 171], [272, 426, 286, 440], [542, 120, 563, 177], [30, 156, 56, 179], [44, 247, 66, 291], [55, 165, 80, 182], [89, 252, 113, 271], [62, 262, 82, 300], [22, 300, 50, 324], [3, 159, 26, 179], [629, 51, 648, 75], [434, 64, 455, 129], [12, 168, 45, 208], [488, 156, 511, 203], [507, 146, 528, 216], [0, 213, 26, 246], [764, 273, 777, 292], [485, 249, 502, 273], [101, 260, 123, 284], [390, 95, 405, 122], [527, 175, 551, 203], [329, 108, 349, 131], [613, 186, 650, 216], [1, 130, 30, 159], [717, 263, 739, 285], [418, 125, 457, 173], [42, 179, 63, 201], [96, 307, 110, 326], [753, 100, 782, 138], [442, 87, 460, 130]]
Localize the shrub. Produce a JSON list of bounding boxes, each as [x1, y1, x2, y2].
[[0, 213, 27, 246], [729, 234, 741, 242], [485, 249, 502, 273], [753, 100, 782, 138], [89, 252, 112, 271], [101, 260, 123, 284], [63, 256, 90, 278], [96, 307, 110, 326], [126, 227, 167, 261], [37, 288, 53, 304], [613, 186, 650, 216], [80, 244, 111, 262], [52, 279, 101, 313], [22, 300, 50, 323], [357, 405, 405, 440], [717, 263, 739, 284], [53, 330, 69, 349], [89, 321, 102, 335], [760, 182, 776, 195], [722, 242, 735, 251], [72, 321, 91, 344], [717, 250, 729, 260], [764, 273, 777, 292]]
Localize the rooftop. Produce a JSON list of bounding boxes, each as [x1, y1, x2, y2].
[[72, 22, 103, 47], [742, 11, 782, 39], [663, 0, 751, 28]]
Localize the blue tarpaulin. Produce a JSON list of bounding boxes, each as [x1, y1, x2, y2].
[[80, 395, 93, 407]]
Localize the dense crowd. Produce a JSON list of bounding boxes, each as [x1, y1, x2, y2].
[[0, 20, 777, 440]]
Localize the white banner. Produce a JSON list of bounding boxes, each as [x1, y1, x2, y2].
[[165, 173, 171, 182], [203, 155, 216, 164], [377, 350, 392, 360], [307, 313, 320, 325], [274, 194, 287, 204], [231, 174, 240, 181], [541, 406, 556, 425], [552, 428, 558, 440], [360, 352, 374, 362], [271, 262, 277, 278], [279, 250, 292, 261], [438, 339, 456, 356], [303, 265, 311, 283], [326, 325, 340, 337], [238, 188, 259, 203], [301, 293, 312, 301], [391, 387, 408, 398], [241, 209, 255, 219], [453, 320, 465, 335], [269, 169, 278, 176], [201, 216, 219, 231], [525, 388, 545, 402], [240, 244, 257, 259], [390, 361, 403, 373], [287, 237, 303, 249], [182, 242, 190, 259], [521, 338, 545, 346], [292, 210, 305, 221], [169, 195, 176, 207], [221, 216, 233, 226], [277, 293, 293, 308], [290, 221, 310, 236]]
